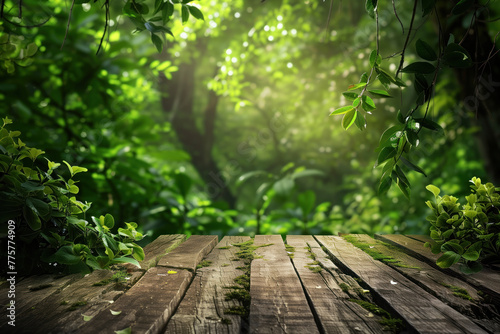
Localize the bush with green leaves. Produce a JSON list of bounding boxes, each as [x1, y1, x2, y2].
[[0, 117, 144, 275], [425, 177, 500, 274]]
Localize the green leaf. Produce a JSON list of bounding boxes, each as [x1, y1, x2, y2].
[[441, 241, 463, 255], [376, 146, 396, 166], [397, 110, 405, 124], [377, 125, 402, 149], [415, 39, 437, 61], [462, 250, 480, 261], [396, 178, 410, 199], [173, 172, 192, 199], [162, 2, 174, 24], [426, 184, 441, 197], [181, 5, 190, 23], [378, 173, 392, 195], [405, 130, 418, 146], [151, 33, 163, 52], [436, 251, 461, 268], [273, 177, 295, 197], [443, 51, 472, 68], [63, 161, 88, 177], [187, 5, 204, 20], [236, 170, 268, 186], [115, 327, 132, 334], [414, 118, 442, 131], [401, 62, 436, 74], [369, 50, 381, 67], [23, 205, 41, 230], [82, 314, 93, 321], [21, 181, 45, 192], [354, 112, 366, 130], [342, 108, 357, 130], [342, 92, 358, 101], [368, 89, 391, 98], [395, 165, 410, 187], [365, 0, 378, 18], [110, 310, 122, 316], [298, 190, 316, 216], [347, 83, 366, 91], [330, 106, 354, 116], [104, 213, 115, 229], [50, 246, 81, 265], [400, 156, 427, 177], [361, 96, 376, 112]]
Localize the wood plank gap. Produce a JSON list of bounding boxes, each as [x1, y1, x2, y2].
[[164, 236, 252, 334], [347, 234, 500, 333], [249, 235, 319, 334], [287, 235, 387, 334], [316, 235, 488, 334], [376, 234, 500, 305], [78, 235, 218, 334]]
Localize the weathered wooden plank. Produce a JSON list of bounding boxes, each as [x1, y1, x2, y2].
[[157, 235, 218, 271], [136, 234, 187, 270], [3, 269, 129, 334], [164, 236, 251, 334], [249, 235, 319, 334], [376, 234, 500, 304], [316, 235, 488, 334], [79, 267, 192, 334], [78, 235, 218, 334], [0, 273, 78, 328], [348, 234, 500, 333], [286, 235, 387, 333]]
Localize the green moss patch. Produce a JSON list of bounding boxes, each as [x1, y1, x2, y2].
[[93, 270, 130, 287], [67, 300, 87, 311], [339, 282, 350, 293], [224, 239, 271, 319], [348, 299, 403, 332], [196, 260, 212, 269], [441, 283, 473, 301], [342, 235, 420, 270]]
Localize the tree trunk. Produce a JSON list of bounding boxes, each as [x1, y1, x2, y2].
[[437, 2, 500, 184], [160, 62, 236, 208]]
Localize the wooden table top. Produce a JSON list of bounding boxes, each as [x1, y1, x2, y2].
[[1, 234, 499, 333]]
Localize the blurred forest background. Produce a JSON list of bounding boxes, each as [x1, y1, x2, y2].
[[1, 0, 499, 246]]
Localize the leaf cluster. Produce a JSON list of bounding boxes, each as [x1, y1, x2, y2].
[[121, 0, 204, 52], [0, 117, 145, 275], [425, 177, 500, 273]]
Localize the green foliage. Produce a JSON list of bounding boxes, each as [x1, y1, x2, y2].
[[425, 177, 500, 273], [236, 163, 325, 234], [330, 0, 490, 199], [0, 118, 144, 275]]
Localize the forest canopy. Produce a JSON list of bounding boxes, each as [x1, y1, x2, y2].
[[1, 0, 499, 273]]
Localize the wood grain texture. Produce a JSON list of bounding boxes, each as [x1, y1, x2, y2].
[[316, 235, 488, 334], [79, 235, 217, 334], [164, 236, 251, 334], [3, 270, 126, 334], [286, 235, 386, 334], [376, 234, 500, 305], [0, 274, 78, 329], [78, 267, 192, 334], [349, 234, 500, 333], [249, 235, 319, 334], [158, 235, 218, 271], [137, 234, 187, 270]]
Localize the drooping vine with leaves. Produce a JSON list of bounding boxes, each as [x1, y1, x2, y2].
[[331, 0, 499, 198]]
